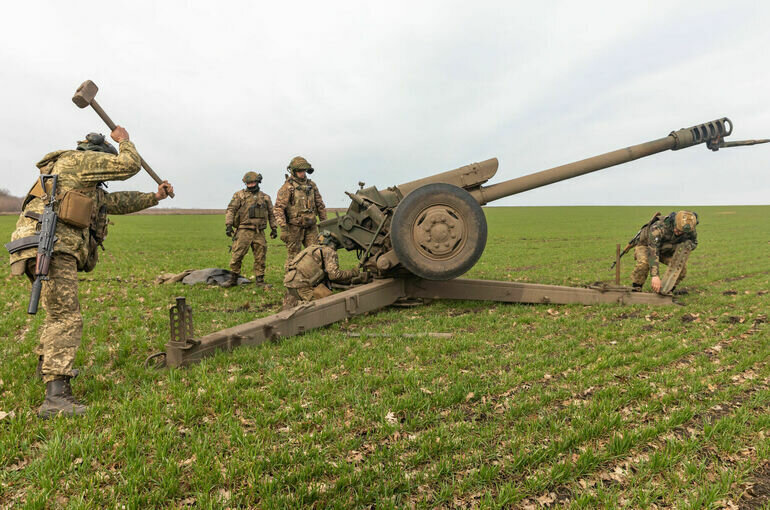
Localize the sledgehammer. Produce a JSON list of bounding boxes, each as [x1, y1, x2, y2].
[[72, 80, 174, 197]]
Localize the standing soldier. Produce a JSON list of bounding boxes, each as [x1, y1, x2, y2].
[[283, 231, 368, 308], [274, 156, 327, 270], [630, 210, 698, 293], [223, 172, 277, 287], [6, 128, 173, 418]]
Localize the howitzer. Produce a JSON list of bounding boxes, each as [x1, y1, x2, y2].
[[320, 117, 762, 280], [28, 174, 59, 315], [160, 117, 769, 367]]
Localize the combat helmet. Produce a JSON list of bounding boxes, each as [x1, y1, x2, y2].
[[674, 210, 698, 233], [76, 133, 118, 155], [242, 171, 262, 184], [287, 156, 314, 175]]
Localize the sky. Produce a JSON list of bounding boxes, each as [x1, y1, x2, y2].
[[0, 1, 768, 208]]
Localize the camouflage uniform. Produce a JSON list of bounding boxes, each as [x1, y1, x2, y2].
[[631, 212, 698, 287], [274, 171, 327, 270], [282, 244, 358, 307], [8, 141, 157, 383], [226, 189, 276, 279]]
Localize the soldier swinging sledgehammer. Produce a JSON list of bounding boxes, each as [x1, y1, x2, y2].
[[5, 127, 173, 418]]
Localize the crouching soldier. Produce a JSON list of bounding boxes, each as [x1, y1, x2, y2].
[[631, 210, 698, 293], [224, 172, 277, 287], [6, 128, 173, 418], [282, 231, 369, 308]]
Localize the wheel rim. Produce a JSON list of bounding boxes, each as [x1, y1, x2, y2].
[[410, 203, 467, 260]]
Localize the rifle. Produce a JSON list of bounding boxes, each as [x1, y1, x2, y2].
[[28, 174, 59, 314], [610, 211, 660, 270], [228, 226, 237, 253]]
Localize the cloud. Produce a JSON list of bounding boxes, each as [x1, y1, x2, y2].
[[1, 0, 767, 207]]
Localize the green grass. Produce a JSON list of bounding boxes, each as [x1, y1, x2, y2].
[[1, 206, 768, 508]]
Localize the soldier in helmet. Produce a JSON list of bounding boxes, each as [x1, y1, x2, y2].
[[282, 230, 369, 308], [223, 171, 277, 287], [631, 210, 698, 293], [6, 127, 173, 418], [274, 156, 327, 270]]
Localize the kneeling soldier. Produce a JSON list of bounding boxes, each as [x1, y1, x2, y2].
[[224, 172, 277, 287], [631, 210, 698, 293], [6, 128, 173, 418], [283, 231, 367, 308]]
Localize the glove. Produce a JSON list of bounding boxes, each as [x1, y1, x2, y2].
[[280, 230, 290, 243], [351, 271, 372, 285], [270, 228, 278, 239], [226, 225, 234, 237]]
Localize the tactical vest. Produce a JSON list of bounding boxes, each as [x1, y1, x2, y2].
[[284, 247, 325, 288], [25, 154, 96, 225], [84, 188, 109, 272], [247, 196, 269, 221], [234, 191, 269, 230], [286, 180, 316, 225], [21, 152, 103, 271], [640, 214, 694, 256]]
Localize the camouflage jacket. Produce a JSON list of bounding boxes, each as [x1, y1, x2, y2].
[[8, 141, 158, 273], [274, 176, 326, 228], [283, 244, 357, 289], [225, 189, 276, 231], [639, 212, 698, 276]]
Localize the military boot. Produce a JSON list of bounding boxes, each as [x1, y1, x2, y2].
[[38, 377, 87, 419], [221, 273, 239, 288], [631, 283, 643, 292], [253, 276, 264, 285]]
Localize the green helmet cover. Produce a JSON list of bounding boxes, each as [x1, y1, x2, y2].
[[243, 171, 262, 184], [287, 156, 314, 174]]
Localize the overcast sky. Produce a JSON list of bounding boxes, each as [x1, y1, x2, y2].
[[1, 1, 768, 208]]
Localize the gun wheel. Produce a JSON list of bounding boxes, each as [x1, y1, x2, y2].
[[391, 183, 487, 280]]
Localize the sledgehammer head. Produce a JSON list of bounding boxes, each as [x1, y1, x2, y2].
[[72, 80, 99, 108]]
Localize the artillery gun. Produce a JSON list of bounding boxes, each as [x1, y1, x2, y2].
[[158, 117, 768, 367]]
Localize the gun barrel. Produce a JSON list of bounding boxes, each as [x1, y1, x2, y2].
[[474, 118, 732, 205]]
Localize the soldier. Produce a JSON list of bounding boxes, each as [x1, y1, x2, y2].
[[6, 127, 173, 418], [274, 156, 327, 270], [630, 210, 698, 293], [223, 172, 277, 287], [283, 231, 369, 308]]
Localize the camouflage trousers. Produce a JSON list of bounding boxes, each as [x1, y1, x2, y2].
[[283, 224, 319, 270], [282, 284, 333, 309], [26, 254, 82, 383], [282, 287, 315, 309], [230, 228, 267, 277], [631, 246, 687, 287]]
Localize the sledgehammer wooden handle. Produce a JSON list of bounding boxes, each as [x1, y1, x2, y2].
[[90, 100, 174, 198], [72, 80, 174, 198]]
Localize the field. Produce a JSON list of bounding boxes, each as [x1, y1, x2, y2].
[[1, 206, 769, 509]]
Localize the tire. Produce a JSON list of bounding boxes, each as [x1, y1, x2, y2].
[[391, 183, 487, 280]]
